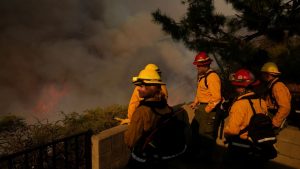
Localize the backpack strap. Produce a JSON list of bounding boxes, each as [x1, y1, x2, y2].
[[198, 70, 216, 88], [238, 97, 259, 135], [248, 99, 257, 115]]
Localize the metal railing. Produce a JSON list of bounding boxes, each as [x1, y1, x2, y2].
[[0, 130, 93, 169]]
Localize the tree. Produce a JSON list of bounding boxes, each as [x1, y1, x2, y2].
[[152, 0, 300, 81]]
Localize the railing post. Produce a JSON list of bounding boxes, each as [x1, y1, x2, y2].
[[24, 153, 30, 169], [38, 148, 44, 169], [8, 159, 13, 169], [85, 130, 93, 169], [64, 140, 69, 169], [75, 137, 79, 169], [52, 143, 56, 169]]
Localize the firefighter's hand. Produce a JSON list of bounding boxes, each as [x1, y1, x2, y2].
[[120, 118, 130, 125], [114, 117, 130, 125], [190, 102, 198, 109]]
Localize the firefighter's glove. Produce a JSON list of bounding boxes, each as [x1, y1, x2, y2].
[[114, 117, 130, 125]]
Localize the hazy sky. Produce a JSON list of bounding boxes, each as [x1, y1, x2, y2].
[[0, 0, 234, 123]]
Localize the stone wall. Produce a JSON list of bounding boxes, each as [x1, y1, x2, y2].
[[92, 125, 130, 169]]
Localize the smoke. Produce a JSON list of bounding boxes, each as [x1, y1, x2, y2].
[[0, 0, 201, 123]]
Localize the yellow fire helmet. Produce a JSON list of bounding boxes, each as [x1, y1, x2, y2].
[[261, 62, 281, 75], [132, 76, 139, 83], [132, 68, 165, 85], [144, 63, 161, 73]]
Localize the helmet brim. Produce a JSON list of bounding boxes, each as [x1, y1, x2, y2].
[[132, 77, 139, 83], [143, 81, 165, 85], [133, 78, 165, 85], [261, 71, 281, 75], [231, 80, 260, 87], [193, 59, 212, 66]]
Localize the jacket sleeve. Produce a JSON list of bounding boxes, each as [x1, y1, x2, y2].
[[272, 82, 291, 127], [205, 73, 222, 112], [127, 87, 141, 120]]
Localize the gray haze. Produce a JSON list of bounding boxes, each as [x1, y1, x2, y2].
[[0, 0, 233, 123]]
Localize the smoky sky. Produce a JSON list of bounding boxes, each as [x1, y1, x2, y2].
[[0, 0, 232, 123], [0, 0, 195, 122]]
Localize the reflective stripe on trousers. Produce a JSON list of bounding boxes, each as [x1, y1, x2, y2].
[[131, 145, 187, 163]]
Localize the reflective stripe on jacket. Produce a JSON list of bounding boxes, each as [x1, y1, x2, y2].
[[127, 85, 168, 120], [266, 78, 291, 127], [194, 69, 221, 112], [224, 92, 268, 140]]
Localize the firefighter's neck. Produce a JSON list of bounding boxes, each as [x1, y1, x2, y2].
[[198, 67, 210, 75], [267, 75, 277, 83], [236, 87, 252, 96]]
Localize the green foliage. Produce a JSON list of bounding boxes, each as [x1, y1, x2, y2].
[[61, 104, 127, 134], [153, 0, 226, 52], [228, 0, 300, 39], [0, 104, 127, 156], [0, 115, 26, 132], [152, 0, 300, 82]]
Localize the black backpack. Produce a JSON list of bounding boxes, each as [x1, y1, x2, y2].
[[239, 96, 277, 145], [132, 107, 187, 162], [237, 97, 277, 159]]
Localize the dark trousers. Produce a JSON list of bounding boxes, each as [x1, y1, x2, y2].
[[189, 104, 217, 160]]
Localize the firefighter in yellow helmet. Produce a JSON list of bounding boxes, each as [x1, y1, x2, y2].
[[125, 68, 167, 148], [117, 64, 168, 125], [189, 52, 222, 161], [223, 69, 269, 168], [261, 62, 291, 133], [125, 68, 183, 168]]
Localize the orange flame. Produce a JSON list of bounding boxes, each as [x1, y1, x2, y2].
[[33, 82, 68, 119]]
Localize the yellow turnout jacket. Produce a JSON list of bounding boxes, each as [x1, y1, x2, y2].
[[193, 69, 222, 112], [266, 78, 291, 127]]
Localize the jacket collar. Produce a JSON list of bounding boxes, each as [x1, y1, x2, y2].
[[199, 68, 214, 78], [236, 91, 255, 100], [141, 97, 167, 108], [268, 77, 280, 88]]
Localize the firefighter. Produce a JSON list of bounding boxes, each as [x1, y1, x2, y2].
[[189, 51, 222, 161], [223, 69, 268, 168], [116, 64, 168, 125], [261, 62, 291, 133], [124, 68, 179, 169]]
